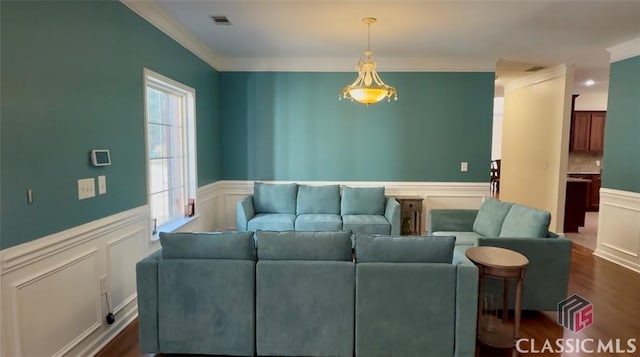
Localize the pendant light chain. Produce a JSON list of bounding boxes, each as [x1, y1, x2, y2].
[[367, 21, 371, 51]]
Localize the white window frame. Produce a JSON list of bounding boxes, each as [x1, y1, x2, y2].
[[143, 68, 197, 239]]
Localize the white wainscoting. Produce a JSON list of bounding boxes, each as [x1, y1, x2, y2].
[[0, 180, 487, 355], [594, 188, 640, 273], [210, 180, 490, 233], [0, 181, 220, 356], [0, 206, 155, 356]]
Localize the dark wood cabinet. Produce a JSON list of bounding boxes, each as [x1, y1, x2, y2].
[[588, 175, 601, 211], [568, 174, 601, 211], [564, 179, 589, 232], [570, 111, 606, 152], [589, 112, 606, 152]]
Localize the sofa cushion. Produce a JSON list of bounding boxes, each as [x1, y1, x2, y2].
[[295, 214, 342, 231], [160, 232, 256, 260], [432, 231, 482, 247], [253, 182, 298, 214], [500, 204, 551, 238], [247, 213, 296, 232], [355, 263, 455, 357], [296, 185, 341, 215], [472, 198, 513, 237], [341, 186, 385, 215], [256, 231, 352, 261], [342, 214, 390, 234], [355, 234, 455, 263], [158, 259, 256, 355]]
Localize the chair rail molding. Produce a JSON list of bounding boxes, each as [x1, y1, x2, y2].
[[0, 179, 488, 355]]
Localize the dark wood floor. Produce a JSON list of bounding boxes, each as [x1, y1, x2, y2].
[[97, 244, 640, 357]]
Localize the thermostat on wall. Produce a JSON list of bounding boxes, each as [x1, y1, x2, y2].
[[90, 149, 111, 167]]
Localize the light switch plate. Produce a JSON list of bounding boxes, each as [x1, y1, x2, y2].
[[461, 162, 468, 172], [98, 175, 107, 195], [100, 276, 108, 294], [78, 178, 96, 200]]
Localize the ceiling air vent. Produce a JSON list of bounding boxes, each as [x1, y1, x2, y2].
[[211, 16, 231, 25], [525, 66, 546, 72]]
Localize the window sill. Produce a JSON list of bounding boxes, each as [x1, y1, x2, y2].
[[150, 215, 199, 242]]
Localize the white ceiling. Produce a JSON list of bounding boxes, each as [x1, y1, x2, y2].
[[136, 1, 640, 95]]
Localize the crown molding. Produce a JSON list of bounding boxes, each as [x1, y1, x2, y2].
[[219, 57, 496, 72], [120, 0, 495, 73], [503, 64, 572, 91], [608, 36, 640, 63], [120, 0, 225, 70]]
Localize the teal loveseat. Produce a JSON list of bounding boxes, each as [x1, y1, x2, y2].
[[237, 182, 400, 235], [429, 198, 572, 311], [136, 230, 478, 356]]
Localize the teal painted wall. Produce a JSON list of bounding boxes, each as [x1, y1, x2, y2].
[[602, 56, 640, 193], [1, 1, 221, 249], [220, 72, 494, 182]]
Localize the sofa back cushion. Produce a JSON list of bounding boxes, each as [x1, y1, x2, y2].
[[256, 231, 352, 261], [500, 204, 551, 238], [355, 234, 455, 263], [160, 232, 256, 260], [341, 186, 385, 215], [253, 182, 298, 214], [473, 198, 513, 237], [296, 184, 341, 214]]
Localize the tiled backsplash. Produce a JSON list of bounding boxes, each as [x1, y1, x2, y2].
[[568, 152, 602, 174]]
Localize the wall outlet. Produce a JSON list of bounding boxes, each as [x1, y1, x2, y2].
[[98, 175, 107, 195], [78, 178, 96, 200], [460, 162, 468, 172], [596, 160, 601, 167]]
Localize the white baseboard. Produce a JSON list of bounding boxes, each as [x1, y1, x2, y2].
[[594, 188, 640, 273]]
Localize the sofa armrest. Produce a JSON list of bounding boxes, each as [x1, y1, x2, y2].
[[478, 237, 572, 310], [136, 249, 163, 353], [428, 209, 478, 234], [384, 197, 401, 235], [453, 250, 478, 357], [236, 195, 255, 232]]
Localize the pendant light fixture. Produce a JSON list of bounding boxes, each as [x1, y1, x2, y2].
[[340, 17, 397, 105]]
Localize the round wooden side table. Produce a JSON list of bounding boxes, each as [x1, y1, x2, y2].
[[465, 246, 529, 352]]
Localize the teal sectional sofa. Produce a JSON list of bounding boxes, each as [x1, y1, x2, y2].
[[136, 230, 478, 356], [354, 234, 478, 357], [136, 232, 256, 355], [236, 182, 401, 235], [429, 198, 572, 311]]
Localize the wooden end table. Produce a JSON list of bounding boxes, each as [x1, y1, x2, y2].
[[465, 246, 529, 352], [395, 196, 423, 235]]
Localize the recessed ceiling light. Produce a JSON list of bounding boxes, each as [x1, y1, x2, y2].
[[211, 16, 231, 25], [585, 79, 595, 86]]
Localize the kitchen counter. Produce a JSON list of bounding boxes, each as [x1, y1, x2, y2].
[[567, 177, 591, 183]]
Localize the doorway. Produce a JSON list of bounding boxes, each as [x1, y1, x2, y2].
[[564, 93, 608, 250]]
